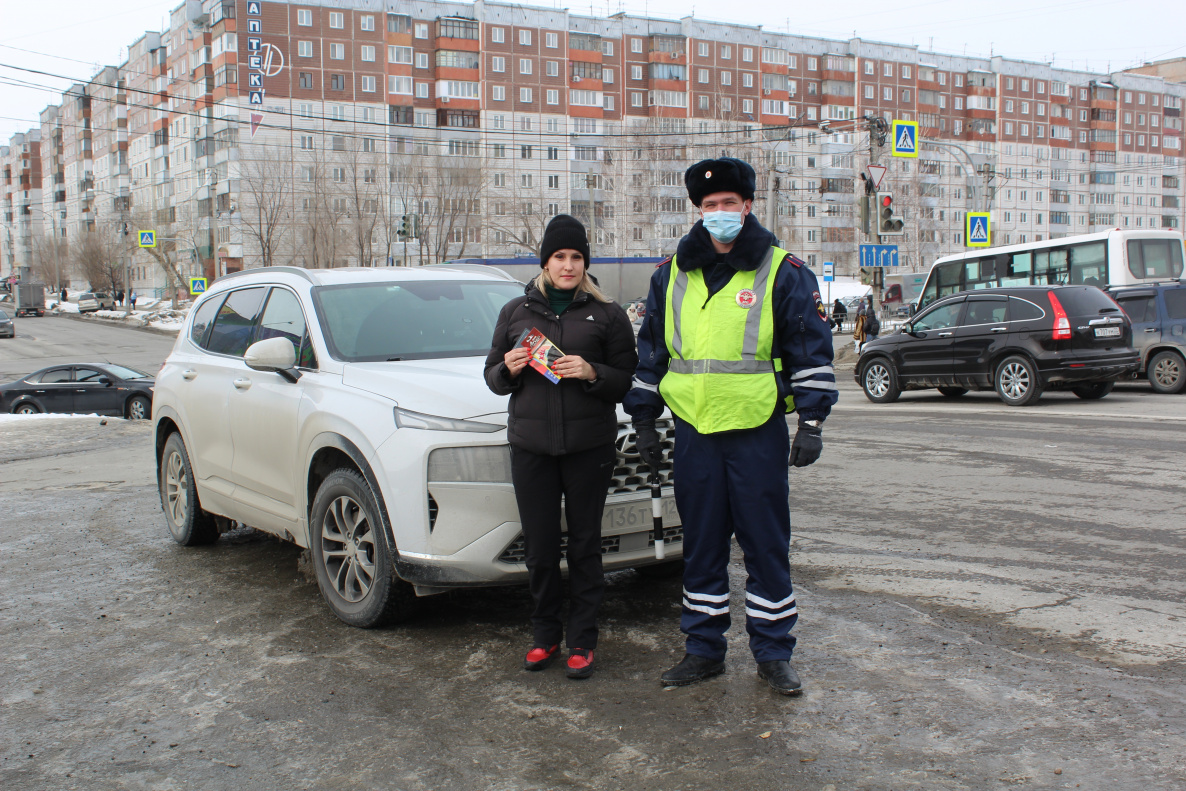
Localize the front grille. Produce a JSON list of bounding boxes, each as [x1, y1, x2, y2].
[[649, 525, 684, 546], [497, 534, 622, 564], [610, 419, 675, 493]]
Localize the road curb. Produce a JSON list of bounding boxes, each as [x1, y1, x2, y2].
[[56, 311, 181, 338]]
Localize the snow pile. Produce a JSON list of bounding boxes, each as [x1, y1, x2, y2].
[[0, 412, 105, 424], [141, 306, 190, 333], [51, 301, 80, 313]]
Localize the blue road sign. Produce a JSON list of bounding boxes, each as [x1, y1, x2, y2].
[[823, 262, 834, 282], [138, 230, 156, 248], [966, 212, 992, 247], [859, 244, 900, 268], [892, 120, 919, 158], [189, 277, 208, 295]]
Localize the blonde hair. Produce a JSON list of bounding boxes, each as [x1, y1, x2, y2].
[[533, 268, 611, 303]]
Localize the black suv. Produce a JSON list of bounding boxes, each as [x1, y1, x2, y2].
[[1108, 282, 1186, 394], [856, 285, 1139, 406]]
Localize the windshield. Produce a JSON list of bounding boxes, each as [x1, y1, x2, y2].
[[0, 310, 9, 320], [103, 364, 151, 380], [313, 280, 524, 361]]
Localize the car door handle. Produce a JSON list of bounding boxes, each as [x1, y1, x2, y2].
[[233, 378, 252, 390], [938, 332, 953, 337], [182, 369, 197, 380], [1144, 328, 1157, 333], [990, 326, 1008, 333]]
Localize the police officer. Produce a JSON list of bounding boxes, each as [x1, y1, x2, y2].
[[624, 157, 837, 695]]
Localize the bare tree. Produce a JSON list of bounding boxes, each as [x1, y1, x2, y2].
[[73, 227, 123, 294], [238, 148, 293, 268], [31, 232, 70, 291], [414, 154, 484, 263], [129, 208, 187, 308]]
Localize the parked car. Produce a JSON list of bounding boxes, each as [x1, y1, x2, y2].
[[152, 265, 682, 629], [0, 308, 13, 338], [77, 292, 116, 312], [1108, 281, 1186, 394], [0, 363, 155, 418], [856, 285, 1139, 406]]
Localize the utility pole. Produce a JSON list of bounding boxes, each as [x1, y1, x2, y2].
[[863, 115, 887, 316], [586, 174, 598, 260], [765, 171, 778, 232]]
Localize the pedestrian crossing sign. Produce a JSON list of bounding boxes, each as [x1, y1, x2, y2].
[[966, 212, 992, 247], [891, 120, 918, 158], [189, 277, 208, 295], [138, 230, 156, 247]]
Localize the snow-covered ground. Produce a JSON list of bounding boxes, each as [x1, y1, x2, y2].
[[0, 412, 106, 424], [46, 301, 191, 334]]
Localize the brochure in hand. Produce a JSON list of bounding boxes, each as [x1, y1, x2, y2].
[[516, 327, 564, 384]]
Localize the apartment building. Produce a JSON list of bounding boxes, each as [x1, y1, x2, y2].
[[2, 0, 1184, 295]]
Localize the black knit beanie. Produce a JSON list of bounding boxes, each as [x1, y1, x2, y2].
[[539, 214, 591, 269]]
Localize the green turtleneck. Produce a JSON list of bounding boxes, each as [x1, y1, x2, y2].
[[545, 283, 576, 316]]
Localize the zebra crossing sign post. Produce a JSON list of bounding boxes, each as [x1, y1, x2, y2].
[[966, 212, 992, 247], [891, 120, 919, 158]]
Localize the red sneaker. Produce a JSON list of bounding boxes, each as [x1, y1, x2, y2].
[[524, 644, 560, 671], [565, 648, 595, 679]]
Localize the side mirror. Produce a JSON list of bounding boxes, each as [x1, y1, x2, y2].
[[245, 337, 301, 382], [98, 376, 112, 386]]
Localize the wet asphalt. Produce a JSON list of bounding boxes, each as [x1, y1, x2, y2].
[[2, 319, 1186, 790]]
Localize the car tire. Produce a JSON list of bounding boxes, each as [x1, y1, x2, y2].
[[1147, 350, 1186, 395], [14, 402, 40, 415], [995, 355, 1043, 406], [861, 358, 901, 403], [126, 394, 152, 420], [1071, 381, 1115, 400], [636, 559, 685, 579], [309, 468, 416, 628], [159, 432, 219, 546], [937, 386, 969, 397]]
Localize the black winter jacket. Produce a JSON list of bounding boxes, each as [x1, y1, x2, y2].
[[485, 282, 638, 456]]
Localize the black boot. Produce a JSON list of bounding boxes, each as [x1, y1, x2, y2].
[[660, 653, 726, 687], [756, 660, 803, 696]]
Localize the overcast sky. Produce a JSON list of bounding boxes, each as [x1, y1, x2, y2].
[[1, 0, 1183, 141]]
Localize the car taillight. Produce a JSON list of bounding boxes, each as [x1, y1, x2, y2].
[[1048, 291, 1072, 340]]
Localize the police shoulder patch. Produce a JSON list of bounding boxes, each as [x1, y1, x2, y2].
[[657, 256, 672, 269], [813, 290, 829, 323], [784, 253, 806, 268]]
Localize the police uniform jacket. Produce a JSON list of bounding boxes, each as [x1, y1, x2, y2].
[[624, 214, 838, 425]]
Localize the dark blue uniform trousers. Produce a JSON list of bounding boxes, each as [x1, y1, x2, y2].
[[674, 412, 797, 663]]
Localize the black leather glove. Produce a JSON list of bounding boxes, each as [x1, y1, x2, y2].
[[632, 420, 665, 468], [790, 422, 823, 468]]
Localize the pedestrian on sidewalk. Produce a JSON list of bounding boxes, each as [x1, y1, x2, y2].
[[832, 298, 847, 331], [625, 157, 837, 696], [853, 302, 867, 352], [484, 214, 638, 680]]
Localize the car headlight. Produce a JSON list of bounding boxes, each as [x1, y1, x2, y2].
[[428, 446, 513, 483], [394, 407, 503, 433]]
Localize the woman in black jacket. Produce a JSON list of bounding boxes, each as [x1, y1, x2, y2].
[[484, 214, 638, 679]]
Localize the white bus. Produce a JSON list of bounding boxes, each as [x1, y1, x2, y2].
[[917, 230, 1185, 310]]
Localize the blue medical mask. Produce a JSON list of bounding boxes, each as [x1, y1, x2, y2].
[[701, 210, 744, 243]]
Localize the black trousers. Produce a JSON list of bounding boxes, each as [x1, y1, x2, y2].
[[510, 443, 616, 650]]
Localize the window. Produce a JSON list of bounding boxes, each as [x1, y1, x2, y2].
[[547, 89, 559, 105], [743, 73, 753, 88], [603, 67, 613, 84], [601, 41, 613, 56], [330, 43, 344, 60], [297, 8, 312, 26], [439, 18, 478, 39], [299, 135, 314, 150], [1127, 239, 1184, 279], [299, 102, 313, 117], [360, 45, 375, 62], [544, 31, 558, 48], [329, 11, 343, 28], [389, 45, 412, 64], [416, 53, 428, 68], [298, 40, 312, 57], [865, 61, 874, 75], [520, 58, 532, 75], [388, 75, 411, 94], [632, 65, 643, 81], [547, 60, 559, 77], [883, 87, 892, 101], [299, 72, 314, 89], [360, 14, 374, 31], [912, 301, 963, 332], [865, 85, 874, 100], [742, 99, 753, 114], [361, 75, 375, 92], [330, 74, 345, 91], [631, 38, 642, 53], [491, 85, 505, 101], [519, 29, 531, 45], [387, 14, 411, 33], [205, 288, 267, 357], [491, 26, 504, 43], [901, 89, 910, 102], [632, 92, 643, 107], [491, 56, 505, 73], [698, 68, 709, 84], [721, 45, 731, 60], [520, 87, 532, 103], [742, 47, 753, 62], [416, 82, 428, 98], [721, 71, 732, 86], [884, 63, 893, 77], [902, 65, 911, 79]]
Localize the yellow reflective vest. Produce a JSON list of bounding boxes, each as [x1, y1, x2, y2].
[[659, 245, 789, 434]]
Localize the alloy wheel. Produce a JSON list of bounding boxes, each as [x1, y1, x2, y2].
[[1153, 356, 1181, 389], [128, 397, 149, 420], [16, 404, 38, 415], [1000, 361, 1031, 401], [320, 495, 377, 603], [865, 363, 891, 398], [164, 450, 188, 531]]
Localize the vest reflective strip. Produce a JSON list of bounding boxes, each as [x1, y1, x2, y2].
[[741, 246, 777, 360], [668, 245, 777, 363], [668, 359, 775, 375]]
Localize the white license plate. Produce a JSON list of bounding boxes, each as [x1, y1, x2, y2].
[[602, 497, 679, 532], [1094, 326, 1121, 338]]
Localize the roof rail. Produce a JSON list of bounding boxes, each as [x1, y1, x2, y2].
[[215, 266, 316, 284], [421, 263, 519, 281]]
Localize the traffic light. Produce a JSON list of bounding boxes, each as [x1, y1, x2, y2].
[[411, 214, 421, 238], [876, 192, 905, 237], [398, 215, 409, 238]]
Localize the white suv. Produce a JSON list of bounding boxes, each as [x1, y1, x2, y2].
[[153, 266, 681, 628]]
